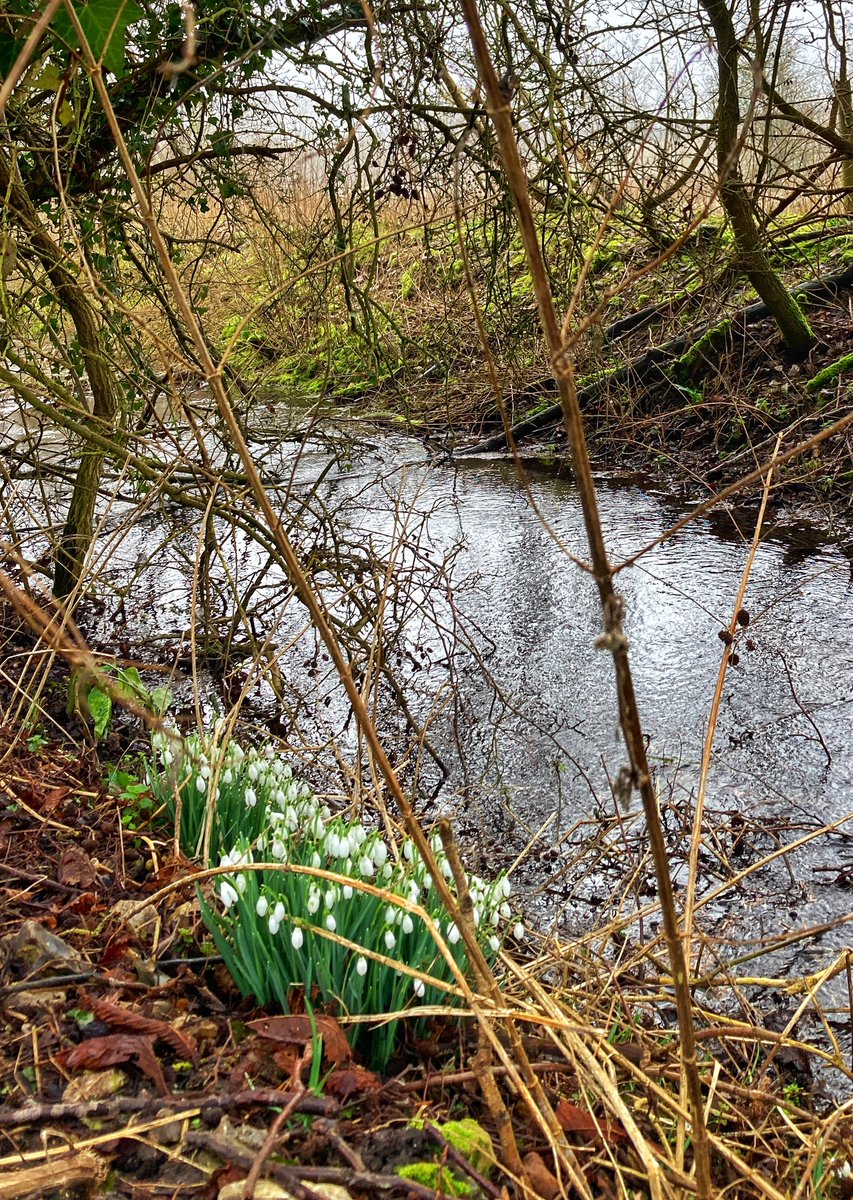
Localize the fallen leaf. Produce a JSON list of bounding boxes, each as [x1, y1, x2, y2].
[[248, 1015, 351, 1065], [555, 1098, 627, 1144], [41, 786, 71, 814], [86, 997, 198, 1062], [58, 845, 97, 889], [57, 1034, 169, 1095], [325, 1064, 381, 1100], [523, 1151, 561, 1200]]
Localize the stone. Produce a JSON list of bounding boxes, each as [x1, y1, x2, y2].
[[7, 921, 90, 979]]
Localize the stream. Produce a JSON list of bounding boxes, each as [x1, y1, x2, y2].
[[4, 401, 853, 1042]]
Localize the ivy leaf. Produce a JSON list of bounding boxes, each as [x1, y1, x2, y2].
[[55, 0, 143, 76]]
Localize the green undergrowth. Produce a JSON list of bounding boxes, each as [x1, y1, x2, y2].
[[145, 728, 525, 1069]]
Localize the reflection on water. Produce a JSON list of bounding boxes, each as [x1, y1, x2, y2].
[[4, 410, 853, 962]]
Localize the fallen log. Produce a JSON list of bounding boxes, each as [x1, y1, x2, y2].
[[457, 261, 853, 457]]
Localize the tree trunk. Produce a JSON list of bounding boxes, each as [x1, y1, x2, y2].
[[0, 150, 118, 598], [701, 0, 816, 357]]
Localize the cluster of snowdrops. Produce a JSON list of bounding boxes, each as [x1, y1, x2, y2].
[[149, 729, 524, 1068]]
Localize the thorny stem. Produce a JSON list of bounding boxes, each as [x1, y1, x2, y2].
[[455, 1, 712, 1196]]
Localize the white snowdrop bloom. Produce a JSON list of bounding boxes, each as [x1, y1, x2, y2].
[[272, 839, 287, 861], [264, 744, 275, 759], [256, 834, 267, 852], [441, 858, 453, 879], [199, 762, 211, 780], [273, 901, 286, 923], [274, 789, 286, 806], [352, 824, 367, 847], [385, 905, 396, 925], [307, 890, 320, 915], [403, 840, 414, 862], [235, 875, 247, 895], [256, 896, 269, 918], [500, 876, 511, 900], [162, 749, 173, 766], [325, 888, 337, 908], [489, 909, 500, 926], [412, 978, 425, 998], [384, 929, 396, 951], [359, 856, 375, 878], [219, 853, 231, 869], [320, 805, 331, 820], [325, 914, 337, 932], [222, 769, 233, 785], [326, 833, 340, 859], [248, 762, 259, 782], [472, 907, 480, 927], [489, 935, 500, 953], [500, 902, 511, 921], [268, 915, 281, 936], [286, 809, 299, 832], [196, 775, 207, 794], [513, 922, 524, 940], [272, 758, 284, 776], [342, 885, 353, 900], [245, 787, 257, 808], [219, 880, 239, 909], [402, 915, 414, 935], [382, 863, 393, 880], [310, 851, 322, 870], [355, 956, 368, 976], [344, 858, 353, 875], [447, 923, 460, 945], [372, 840, 388, 867], [231, 744, 245, 763], [291, 926, 304, 950]]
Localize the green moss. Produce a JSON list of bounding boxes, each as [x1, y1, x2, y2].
[[805, 352, 853, 394], [439, 1118, 494, 1172], [672, 319, 733, 382], [396, 1162, 472, 1196]]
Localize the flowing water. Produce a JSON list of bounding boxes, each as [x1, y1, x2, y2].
[[4, 402, 853, 1024]]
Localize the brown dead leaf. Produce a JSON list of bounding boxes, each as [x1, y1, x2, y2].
[[57, 1034, 169, 1095], [41, 786, 71, 815], [325, 1064, 381, 1101], [523, 1151, 561, 1200], [555, 1098, 627, 1144], [248, 1014, 351, 1065], [87, 997, 198, 1062], [58, 845, 97, 889]]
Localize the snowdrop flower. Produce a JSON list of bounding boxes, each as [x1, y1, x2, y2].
[[307, 888, 320, 915], [235, 875, 247, 895], [310, 851, 322, 870], [372, 840, 388, 867], [472, 907, 480, 927], [447, 923, 460, 945], [359, 856, 375, 878], [355, 956, 367, 976], [162, 749, 173, 766], [384, 929, 396, 951], [199, 762, 211, 780], [196, 775, 207, 795], [291, 927, 304, 950], [274, 789, 286, 806], [513, 922, 524, 940], [408, 881, 420, 904], [268, 914, 281, 936], [231, 744, 244, 763], [222, 769, 233, 785], [401, 915, 414, 935], [247, 762, 259, 782], [325, 914, 337, 932], [352, 824, 367, 847], [441, 858, 453, 879], [382, 863, 393, 880], [413, 978, 425, 998], [325, 888, 336, 908], [219, 880, 239, 909], [489, 909, 500, 926], [500, 902, 511, 921], [342, 885, 353, 900], [245, 787, 257, 808], [403, 840, 414, 862], [325, 833, 340, 858], [271, 839, 287, 861], [489, 934, 500, 953], [256, 895, 269, 918], [500, 876, 512, 900], [385, 905, 396, 925], [271, 901, 285, 923]]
